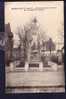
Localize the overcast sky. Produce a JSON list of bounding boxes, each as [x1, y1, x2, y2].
[[5, 1, 64, 48]]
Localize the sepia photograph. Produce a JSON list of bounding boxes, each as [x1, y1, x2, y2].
[[5, 1, 65, 93]]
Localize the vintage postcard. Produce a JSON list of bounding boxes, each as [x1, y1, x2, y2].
[[5, 1, 65, 93]]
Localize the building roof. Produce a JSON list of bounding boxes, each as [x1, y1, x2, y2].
[[5, 23, 13, 38]]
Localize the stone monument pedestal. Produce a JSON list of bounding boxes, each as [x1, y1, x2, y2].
[[25, 62, 29, 71], [10, 62, 14, 71], [39, 62, 43, 71], [52, 64, 58, 71]]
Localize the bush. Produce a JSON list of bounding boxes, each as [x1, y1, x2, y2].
[[50, 52, 63, 65], [50, 54, 58, 63]]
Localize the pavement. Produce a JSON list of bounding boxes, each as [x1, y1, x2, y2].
[[6, 62, 65, 84], [5, 61, 65, 93]]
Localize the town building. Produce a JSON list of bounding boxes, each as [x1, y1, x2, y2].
[[5, 23, 13, 66]]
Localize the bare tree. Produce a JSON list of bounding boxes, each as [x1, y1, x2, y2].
[[16, 26, 26, 66], [58, 22, 64, 41]]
